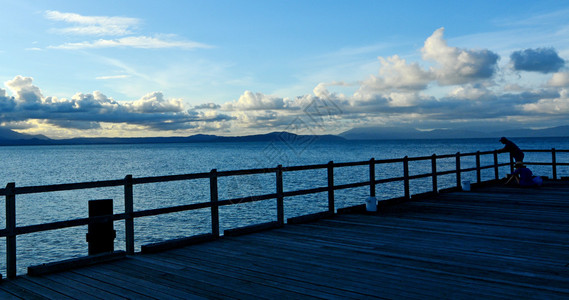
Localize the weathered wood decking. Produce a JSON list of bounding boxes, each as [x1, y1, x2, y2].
[[1, 181, 568, 299]]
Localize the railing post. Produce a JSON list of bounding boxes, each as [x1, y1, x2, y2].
[[456, 152, 461, 188], [276, 165, 284, 226], [476, 151, 481, 184], [5, 182, 16, 279], [403, 156, 410, 199], [431, 154, 438, 193], [124, 175, 135, 255], [493, 150, 499, 180], [327, 161, 335, 214], [369, 158, 376, 198], [210, 169, 219, 237], [552, 148, 557, 180]]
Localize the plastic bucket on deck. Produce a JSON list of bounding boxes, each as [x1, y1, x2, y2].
[[461, 180, 471, 191], [365, 196, 377, 212]]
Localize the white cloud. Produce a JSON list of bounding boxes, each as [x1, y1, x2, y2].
[[547, 72, 569, 87], [44, 11, 213, 50], [522, 89, 569, 113], [358, 55, 433, 94], [5, 75, 44, 104], [448, 84, 492, 100], [222, 91, 287, 111], [0, 76, 231, 132], [128, 92, 183, 113], [49, 36, 213, 50], [45, 10, 139, 36], [422, 27, 499, 85], [96, 75, 129, 80]]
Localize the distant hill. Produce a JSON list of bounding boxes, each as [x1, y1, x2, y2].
[[339, 125, 569, 140], [0, 128, 345, 146], [1, 125, 567, 146], [0, 127, 49, 141]]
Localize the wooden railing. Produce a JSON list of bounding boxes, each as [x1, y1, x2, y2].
[[1, 148, 568, 279]]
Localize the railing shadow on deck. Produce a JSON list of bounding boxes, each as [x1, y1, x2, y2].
[[1, 148, 568, 279]]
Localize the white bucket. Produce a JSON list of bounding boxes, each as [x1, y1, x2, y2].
[[461, 180, 471, 191], [365, 196, 377, 212]]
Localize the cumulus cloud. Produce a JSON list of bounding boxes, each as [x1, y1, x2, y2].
[[128, 92, 183, 113], [0, 88, 17, 112], [5, 75, 44, 105], [7, 26, 569, 137], [355, 55, 433, 103], [1, 76, 232, 132], [222, 91, 288, 111], [522, 89, 569, 114], [547, 72, 569, 87], [422, 27, 499, 85], [193, 103, 221, 110], [510, 48, 565, 73]]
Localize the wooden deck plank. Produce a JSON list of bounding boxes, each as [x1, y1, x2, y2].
[[167, 238, 501, 299], [73, 262, 203, 300], [21, 276, 102, 300], [1, 181, 568, 299], [98, 257, 283, 299], [4, 277, 76, 299], [86, 260, 231, 299], [0, 280, 48, 300], [66, 268, 158, 300], [119, 254, 314, 300], [0, 284, 26, 300], [132, 254, 374, 300], [195, 230, 566, 298], [44, 272, 126, 300]]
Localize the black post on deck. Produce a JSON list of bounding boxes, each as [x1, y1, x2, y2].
[[327, 161, 335, 214], [369, 158, 376, 198], [455, 152, 461, 189], [552, 148, 557, 180], [86, 199, 116, 255], [276, 165, 284, 226], [403, 156, 410, 199], [493, 150, 499, 180], [6, 182, 16, 279], [431, 154, 437, 193], [476, 151, 481, 184], [210, 169, 220, 237]]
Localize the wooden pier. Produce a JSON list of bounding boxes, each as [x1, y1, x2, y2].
[[1, 180, 568, 299]]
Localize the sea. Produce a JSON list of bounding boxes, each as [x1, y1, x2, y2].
[[1, 137, 569, 275]]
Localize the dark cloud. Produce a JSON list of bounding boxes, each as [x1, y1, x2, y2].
[[510, 48, 565, 73], [47, 120, 102, 130], [1, 76, 234, 132], [193, 103, 221, 110], [0, 89, 17, 112]]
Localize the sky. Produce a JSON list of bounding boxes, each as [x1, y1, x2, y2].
[[1, 0, 569, 139]]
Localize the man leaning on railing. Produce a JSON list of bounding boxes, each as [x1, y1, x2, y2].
[[498, 137, 524, 162]]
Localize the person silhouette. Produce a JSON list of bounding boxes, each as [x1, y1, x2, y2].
[[505, 161, 542, 187], [498, 137, 524, 162]]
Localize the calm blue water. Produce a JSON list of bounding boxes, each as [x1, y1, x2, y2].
[[1, 137, 568, 275]]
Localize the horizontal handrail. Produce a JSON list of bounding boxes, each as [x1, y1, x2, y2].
[[2, 148, 567, 279]]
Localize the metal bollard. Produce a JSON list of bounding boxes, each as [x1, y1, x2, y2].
[[86, 199, 116, 255]]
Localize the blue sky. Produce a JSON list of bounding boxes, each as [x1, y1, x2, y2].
[[1, 0, 569, 138]]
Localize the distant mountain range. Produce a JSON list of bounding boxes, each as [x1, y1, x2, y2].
[[0, 130, 344, 146], [0, 125, 567, 146], [338, 125, 569, 140]]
